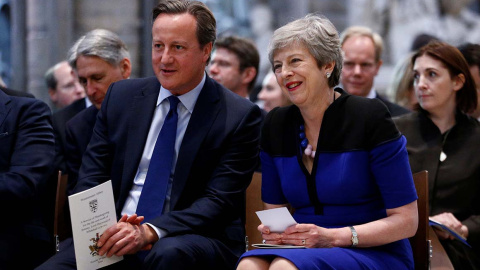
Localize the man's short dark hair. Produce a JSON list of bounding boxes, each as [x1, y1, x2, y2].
[[214, 36, 260, 91], [458, 43, 480, 69], [152, 0, 216, 63]]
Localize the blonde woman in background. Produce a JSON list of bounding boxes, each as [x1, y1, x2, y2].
[[390, 54, 418, 110], [258, 70, 291, 112]]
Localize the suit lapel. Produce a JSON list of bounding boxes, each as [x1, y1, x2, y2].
[[0, 91, 12, 129], [170, 77, 221, 209], [118, 79, 160, 205]]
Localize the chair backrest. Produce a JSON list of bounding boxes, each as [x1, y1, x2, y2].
[[54, 171, 69, 252], [410, 170, 430, 270], [245, 172, 263, 250]]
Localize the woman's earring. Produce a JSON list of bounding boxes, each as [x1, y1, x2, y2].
[[326, 72, 331, 78]]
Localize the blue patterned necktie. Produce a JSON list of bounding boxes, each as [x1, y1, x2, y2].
[[136, 95, 180, 222]]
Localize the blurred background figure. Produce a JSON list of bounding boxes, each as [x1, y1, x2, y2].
[[257, 70, 291, 112], [0, 88, 55, 269], [389, 54, 417, 111], [458, 43, 480, 120], [394, 41, 480, 269], [64, 28, 131, 193], [44, 61, 85, 111], [208, 35, 259, 99], [340, 25, 410, 116], [387, 33, 440, 109]]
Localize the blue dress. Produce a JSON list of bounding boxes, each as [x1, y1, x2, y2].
[[240, 89, 418, 269]]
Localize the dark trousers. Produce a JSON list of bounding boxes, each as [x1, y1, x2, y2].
[[0, 232, 53, 270], [36, 234, 242, 270], [441, 239, 480, 270]]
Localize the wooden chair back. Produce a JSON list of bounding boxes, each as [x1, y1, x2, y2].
[[54, 171, 69, 252], [245, 172, 263, 250], [410, 170, 430, 270]]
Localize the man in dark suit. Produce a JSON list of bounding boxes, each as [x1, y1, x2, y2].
[[37, 1, 262, 269], [63, 28, 131, 194], [0, 90, 55, 269], [340, 26, 410, 117], [0, 85, 35, 98], [458, 43, 480, 120], [44, 61, 85, 111], [51, 94, 89, 174]]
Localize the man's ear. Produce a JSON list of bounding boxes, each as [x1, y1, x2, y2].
[[374, 59, 383, 76], [203, 42, 213, 63], [241, 67, 257, 85], [120, 58, 132, 79], [48, 89, 57, 103]]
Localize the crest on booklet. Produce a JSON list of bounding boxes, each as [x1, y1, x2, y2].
[[89, 199, 98, 213]]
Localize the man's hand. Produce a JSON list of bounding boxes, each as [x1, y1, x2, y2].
[[431, 212, 468, 240], [119, 214, 144, 225], [97, 216, 158, 257]]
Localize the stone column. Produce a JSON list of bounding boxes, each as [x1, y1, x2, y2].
[[26, 0, 74, 106], [74, 0, 141, 78]]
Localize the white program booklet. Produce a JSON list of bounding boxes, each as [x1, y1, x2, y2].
[[253, 207, 305, 249], [68, 180, 123, 270], [255, 207, 297, 232]]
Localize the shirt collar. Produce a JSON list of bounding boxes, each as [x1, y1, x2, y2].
[[366, 88, 376, 99], [156, 73, 206, 114], [85, 97, 93, 108]]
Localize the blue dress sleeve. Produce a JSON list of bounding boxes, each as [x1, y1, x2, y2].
[[370, 136, 418, 209], [260, 150, 288, 205]]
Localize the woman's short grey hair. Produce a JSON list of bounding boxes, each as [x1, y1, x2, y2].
[[68, 29, 130, 69], [268, 14, 342, 88]]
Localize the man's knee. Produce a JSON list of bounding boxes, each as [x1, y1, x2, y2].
[[143, 237, 197, 268], [35, 238, 76, 270]]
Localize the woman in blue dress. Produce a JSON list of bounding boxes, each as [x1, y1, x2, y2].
[[237, 14, 418, 270]]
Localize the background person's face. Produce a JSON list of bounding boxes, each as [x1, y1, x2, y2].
[[413, 55, 461, 114], [52, 62, 85, 108], [76, 55, 128, 109], [258, 73, 287, 112], [208, 47, 244, 94], [341, 35, 381, 97]]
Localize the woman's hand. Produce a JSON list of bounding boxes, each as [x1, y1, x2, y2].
[[282, 224, 334, 248], [430, 212, 468, 240], [258, 224, 283, 245]]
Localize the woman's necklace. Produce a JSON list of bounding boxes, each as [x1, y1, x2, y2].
[[440, 129, 452, 162], [299, 124, 315, 158], [299, 91, 337, 159]]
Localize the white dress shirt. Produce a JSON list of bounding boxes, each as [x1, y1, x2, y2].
[[121, 74, 206, 237]]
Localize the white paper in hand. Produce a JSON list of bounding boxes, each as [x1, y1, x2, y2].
[[69, 180, 123, 270], [255, 207, 297, 232]]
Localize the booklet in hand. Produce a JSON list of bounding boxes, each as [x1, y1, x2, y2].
[[429, 218, 471, 248], [253, 207, 304, 249], [69, 180, 123, 270]]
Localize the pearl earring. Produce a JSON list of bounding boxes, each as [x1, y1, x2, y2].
[[326, 72, 331, 78]]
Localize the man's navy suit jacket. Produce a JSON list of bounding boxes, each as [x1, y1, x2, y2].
[[65, 105, 98, 194], [375, 93, 410, 117], [74, 76, 262, 254], [0, 90, 55, 262], [52, 98, 87, 173]]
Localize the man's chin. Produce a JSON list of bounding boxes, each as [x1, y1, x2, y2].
[[346, 87, 367, 97]]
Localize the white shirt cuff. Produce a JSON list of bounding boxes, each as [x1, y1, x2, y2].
[[145, 223, 168, 239]]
